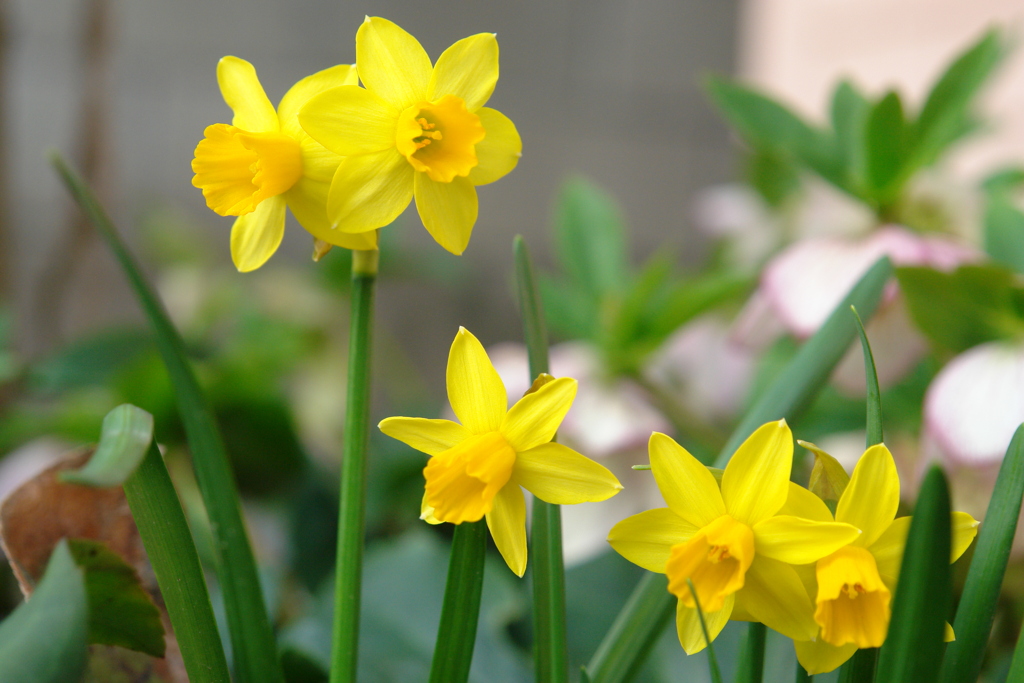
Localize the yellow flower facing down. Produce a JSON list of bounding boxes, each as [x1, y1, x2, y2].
[[191, 57, 376, 272], [789, 443, 979, 675], [379, 328, 621, 576], [299, 17, 522, 255], [608, 422, 861, 654]]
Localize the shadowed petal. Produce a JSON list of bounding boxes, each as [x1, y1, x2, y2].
[[327, 148, 414, 233], [229, 195, 285, 272], [753, 516, 861, 564], [486, 484, 526, 576], [740, 556, 818, 641], [836, 444, 899, 547], [676, 594, 733, 655], [414, 174, 478, 255]]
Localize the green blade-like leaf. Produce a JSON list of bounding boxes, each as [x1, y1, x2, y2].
[[864, 91, 909, 204], [1007, 616, 1024, 682], [60, 404, 153, 487], [875, 467, 952, 683], [554, 178, 629, 302], [686, 578, 723, 683], [429, 521, 487, 683], [838, 649, 877, 683], [0, 540, 88, 683], [983, 192, 1024, 274], [831, 80, 871, 192], [734, 622, 766, 683], [851, 307, 883, 447], [939, 424, 1024, 683]]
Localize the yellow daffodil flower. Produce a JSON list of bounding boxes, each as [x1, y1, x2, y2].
[[191, 57, 376, 272], [608, 421, 861, 654], [298, 17, 522, 255], [379, 328, 621, 576], [789, 443, 979, 675]]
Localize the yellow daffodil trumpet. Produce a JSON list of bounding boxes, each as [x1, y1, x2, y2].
[[299, 17, 522, 255], [379, 327, 621, 576]]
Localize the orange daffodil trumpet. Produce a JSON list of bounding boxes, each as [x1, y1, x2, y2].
[[379, 328, 621, 576], [191, 57, 376, 272], [791, 442, 979, 675], [299, 17, 522, 255], [608, 421, 862, 654]]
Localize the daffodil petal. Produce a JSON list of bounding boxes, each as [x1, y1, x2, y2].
[[739, 555, 818, 641], [870, 516, 908, 585], [217, 56, 278, 133], [794, 639, 858, 675], [356, 17, 431, 110], [414, 173, 478, 255], [675, 593, 733, 655], [753, 516, 861, 564], [420, 492, 442, 525], [378, 417, 472, 456], [468, 108, 521, 186], [229, 195, 285, 272], [447, 327, 507, 433], [778, 482, 834, 522], [486, 484, 526, 576], [327, 148, 414, 233], [500, 377, 576, 451], [607, 508, 698, 573], [721, 420, 793, 525], [285, 175, 378, 251], [299, 85, 400, 156], [428, 33, 498, 110], [951, 511, 980, 562], [278, 64, 359, 138], [649, 432, 726, 528], [513, 442, 621, 504], [945, 622, 955, 642], [836, 443, 899, 547]]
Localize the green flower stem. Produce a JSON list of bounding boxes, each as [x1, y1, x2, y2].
[[429, 520, 487, 683], [514, 236, 569, 683], [796, 664, 813, 683], [330, 248, 378, 683], [51, 154, 281, 683], [124, 443, 230, 683], [734, 623, 766, 683], [838, 649, 877, 683]]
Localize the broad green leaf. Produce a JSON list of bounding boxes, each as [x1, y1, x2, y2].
[[67, 538, 165, 657], [0, 540, 89, 683], [876, 467, 952, 683], [734, 622, 766, 683], [864, 91, 910, 203], [831, 80, 871, 192], [939, 424, 1024, 683], [983, 193, 1024, 274], [896, 264, 1024, 353], [554, 178, 629, 302], [839, 649, 878, 683], [60, 404, 153, 487]]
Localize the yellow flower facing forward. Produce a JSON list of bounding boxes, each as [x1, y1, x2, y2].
[[191, 57, 376, 272], [299, 17, 522, 255], [608, 422, 861, 654], [789, 443, 979, 674], [378, 328, 621, 576]]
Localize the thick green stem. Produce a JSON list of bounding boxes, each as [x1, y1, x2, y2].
[[330, 249, 377, 683], [429, 520, 487, 683], [124, 443, 230, 683], [734, 622, 766, 683]]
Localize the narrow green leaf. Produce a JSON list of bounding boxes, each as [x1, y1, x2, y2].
[[51, 154, 280, 683], [984, 192, 1024, 274], [0, 540, 88, 683], [864, 92, 909, 203], [1007, 617, 1024, 682], [686, 578, 723, 683], [831, 80, 871, 192], [60, 404, 153, 487], [838, 649, 877, 683], [734, 622, 766, 683], [554, 178, 629, 302], [429, 521, 487, 683], [851, 307, 883, 447], [939, 423, 1024, 683], [747, 146, 800, 206], [796, 663, 813, 683], [876, 467, 952, 683]]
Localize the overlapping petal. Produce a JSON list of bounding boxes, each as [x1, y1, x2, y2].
[[278, 64, 359, 138], [778, 482, 834, 523], [447, 327, 507, 433], [607, 509, 699, 573], [486, 484, 527, 577], [468, 108, 522, 186], [327, 148, 414, 233], [420, 492, 442, 525], [794, 638, 858, 675], [356, 17, 431, 109], [753, 516, 860, 564], [512, 442, 620, 504], [285, 174, 378, 251], [649, 432, 726, 528], [836, 443, 899, 547], [676, 594, 734, 655], [414, 174, 478, 255], [500, 377, 576, 451], [299, 85, 399, 156], [378, 417, 472, 456], [217, 56, 278, 133], [428, 33, 499, 110], [739, 556, 818, 641], [721, 420, 792, 525], [871, 511, 978, 584], [229, 195, 286, 272]]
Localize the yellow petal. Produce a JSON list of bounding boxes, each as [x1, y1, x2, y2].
[[486, 484, 526, 576], [327, 148, 414, 233], [278, 64, 359, 138], [836, 444, 900, 547], [752, 516, 861, 564], [675, 594, 734, 655], [468, 108, 522, 186], [285, 173, 378, 251], [446, 327, 507, 434], [420, 491, 442, 525], [229, 194, 285, 272], [802, 440, 850, 506], [778, 482, 834, 522], [607, 508, 699, 573], [428, 33, 499, 110], [356, 17, 431, 109], [299, 85, 400, 156], [870, 516, 909, 585], [648, 432, 726, 528], [945, 622, 955, 642], [217, 56, 278, 133], [794, 639, 858, 675], [513, 442, 621, 504], [500, 377, 576, 451], [951, 511, 980, 562], [739, 555, 818, 641], [414, 173, 478, 255], [378, 417, 472, 455], [721, 420, 793, 525]]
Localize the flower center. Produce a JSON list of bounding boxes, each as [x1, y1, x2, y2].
[[395, 95, 485, 183], [666, 515, 754, 613], [191, 123, 302, 216], [423, 431, 516, 524], [814, 546, 891, 648]]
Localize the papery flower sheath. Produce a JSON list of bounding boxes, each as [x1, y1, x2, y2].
[[791, 443, 979, 674], [608, 421, 861, 654], [299, 17, 522, 255], [379, 328, 621, 576], [191, 57, 376, 272]]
